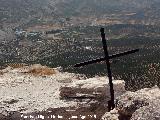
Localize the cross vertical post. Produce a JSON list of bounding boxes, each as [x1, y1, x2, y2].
[[100, 28, 115, 111]]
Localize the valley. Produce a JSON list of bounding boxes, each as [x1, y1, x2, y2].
[[0, 0, 160, 91], [0, 24, 160, 91], [0, 1, 160, 119]]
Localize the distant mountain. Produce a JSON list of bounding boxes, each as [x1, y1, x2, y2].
[[50, 0, 160, 16], [0, 0, 47, 22], [0, 0, 160, 25]]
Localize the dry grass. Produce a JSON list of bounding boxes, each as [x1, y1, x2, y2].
[[27, 67, 56, 76], [4, 63, 56, 76], [6, 63, 28, 68]]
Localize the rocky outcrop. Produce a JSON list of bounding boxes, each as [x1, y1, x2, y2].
[[59, 76, 126, 119], [0, 64, 125, 120], [2, 64, 160, 120], [60, 76, 126, 116], [60, 76, 125, 100], [101, 86, 160, 120], [131, 100, 160, 120]]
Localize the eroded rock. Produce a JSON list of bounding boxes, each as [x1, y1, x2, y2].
[[131, 100, 160, 120], [102, 86, 160, 120], [101, 109, 119, 120], [2, 97, 19, 104], [60, 77, 126, 101]]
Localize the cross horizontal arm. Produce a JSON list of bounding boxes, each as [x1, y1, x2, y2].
[[74, 49, 139, 67], [74, 57, 105, 67], [110, 48, 139, 59]]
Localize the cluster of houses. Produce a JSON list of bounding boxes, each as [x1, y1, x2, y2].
[[15, 29, 42, 41]]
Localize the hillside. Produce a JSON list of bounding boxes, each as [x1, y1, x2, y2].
[[49, 0, 160, 16], [1, 0, 160, 27], [0, 30, 6, 41], [1, 24, 159, 91], [0, 0, 46, 22]]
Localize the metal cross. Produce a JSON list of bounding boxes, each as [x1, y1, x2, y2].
[[74, 28, 139, 111]]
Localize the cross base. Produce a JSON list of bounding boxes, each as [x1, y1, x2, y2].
[[108, 100, 115, 111]]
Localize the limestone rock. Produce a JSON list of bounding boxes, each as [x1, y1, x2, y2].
[[131, 100, 160, 120], [0, 65, 79, 119], [60, 76, 126, 101], [0, 64, 125, 120], [116, 86, 160, 119], [2, 97, 19, 104], [102, 86, 160, 120], [101, 109, 119, 120], [59, 76, 126, 120]]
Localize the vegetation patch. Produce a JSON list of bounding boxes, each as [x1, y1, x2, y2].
[[27, 65, 56, 76]]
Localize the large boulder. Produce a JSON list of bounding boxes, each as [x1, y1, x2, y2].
[[101, 109, 119, 120], [131, 100, 160, 120], [60, 76, 126, 101], [101, 86, 160, 120]]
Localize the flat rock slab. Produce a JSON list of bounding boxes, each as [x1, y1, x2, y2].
[[60, 76, 126, 101]]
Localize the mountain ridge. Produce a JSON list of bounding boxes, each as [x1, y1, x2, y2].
[[1, 0, 160, 26]]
